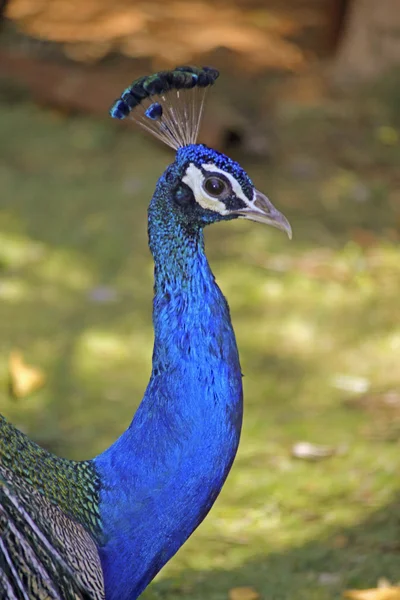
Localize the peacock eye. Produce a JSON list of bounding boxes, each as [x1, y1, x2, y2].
[[203, 176, 228, 198]]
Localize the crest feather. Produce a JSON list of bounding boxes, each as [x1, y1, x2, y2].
[[109, 66, 219, 149]]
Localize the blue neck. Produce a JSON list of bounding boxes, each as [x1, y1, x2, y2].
[[94, 174, 243, 600]]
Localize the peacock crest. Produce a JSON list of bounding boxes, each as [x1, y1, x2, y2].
[[1, 65, 291, 600], [109, 66, 219, 149]]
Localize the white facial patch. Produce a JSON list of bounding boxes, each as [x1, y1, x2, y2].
[[182, 163, 228, 214]]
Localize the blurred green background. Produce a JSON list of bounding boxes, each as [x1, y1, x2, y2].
[[1, 1, 400, 599]]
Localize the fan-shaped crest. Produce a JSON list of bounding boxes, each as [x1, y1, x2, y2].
[[109, 66, 219, 149]]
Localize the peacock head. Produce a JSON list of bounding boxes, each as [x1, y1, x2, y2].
[[110, 66, 291, 237]]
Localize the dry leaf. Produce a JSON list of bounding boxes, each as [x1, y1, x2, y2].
[[318, 572, 341, 586], [9, 351, 46, 398], [291, 441, 336, 461], [344, 588, 400, 600], [229, 587, 260, 600]]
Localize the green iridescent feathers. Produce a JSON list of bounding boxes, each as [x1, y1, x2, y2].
[[0, 416, 104, 599], [110, 66, 219, 115], [0, 469, 104, 599], [0, 416, 100, 536], [109, 65, 219, 149]]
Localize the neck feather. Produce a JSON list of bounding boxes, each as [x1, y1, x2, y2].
[[148, 177, 205, 289], [95, 178, 243, 600]]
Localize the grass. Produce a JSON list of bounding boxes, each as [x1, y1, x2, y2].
[[0, 76, 400, 599]]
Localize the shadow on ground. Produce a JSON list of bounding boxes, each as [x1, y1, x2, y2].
[[149, 496, 400, 600]]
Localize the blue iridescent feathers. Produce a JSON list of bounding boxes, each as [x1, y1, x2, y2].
[[0, 64, 291, 600], [109, 66, 219, 149], [145, 103, 163, 120]]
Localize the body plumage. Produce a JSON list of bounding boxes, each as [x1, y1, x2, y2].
[[0, 67, 290, 599]]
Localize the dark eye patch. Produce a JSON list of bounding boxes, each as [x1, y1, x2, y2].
[[174, 182, 194, 207]]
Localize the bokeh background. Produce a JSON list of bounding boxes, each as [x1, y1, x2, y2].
[[1, 1, 400, 598]]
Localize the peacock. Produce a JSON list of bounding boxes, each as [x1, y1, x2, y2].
[[0, 66, 291, 600]]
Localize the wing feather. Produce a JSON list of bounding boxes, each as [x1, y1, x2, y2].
[[0, 467, 105, 600]]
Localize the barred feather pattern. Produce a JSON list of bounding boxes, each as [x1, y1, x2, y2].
[[0, 417, 104, 599], [0, 417, 101, 536], [0, 468, 105, 599]]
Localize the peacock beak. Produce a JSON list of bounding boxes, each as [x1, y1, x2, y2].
[[234, 190, 292, 239]]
